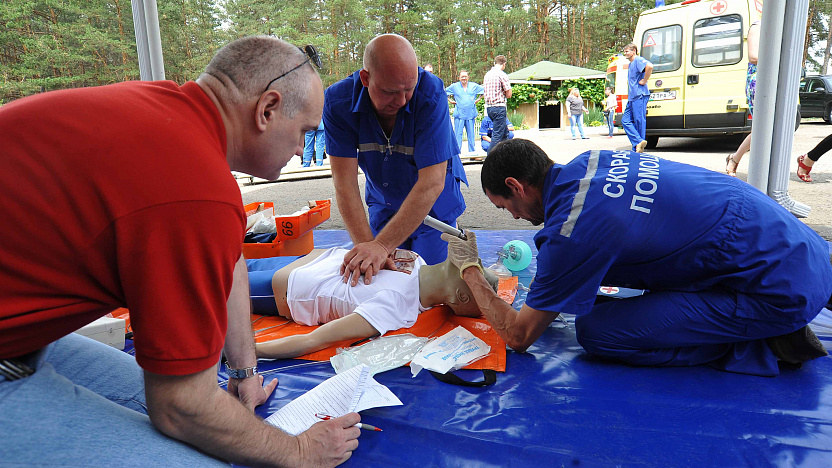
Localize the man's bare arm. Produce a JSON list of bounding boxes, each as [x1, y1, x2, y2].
[[225, 255, 278, 410], [145, 366, 361, 467], [461, 266, 559, 353], [341, 161, 448, 286], [330, 156, 375, 246]]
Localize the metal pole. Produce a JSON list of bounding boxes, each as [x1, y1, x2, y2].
[[130, 0, 165, 81], [747, 0, 786, 193], [767, 0, 811, 217]]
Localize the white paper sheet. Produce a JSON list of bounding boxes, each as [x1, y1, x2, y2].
[[265, 364, 401, 435]]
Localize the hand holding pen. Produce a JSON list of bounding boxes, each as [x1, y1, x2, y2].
[[316, 413, 382, 432]]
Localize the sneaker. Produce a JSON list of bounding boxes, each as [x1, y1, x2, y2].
[[582, 137, 590, 139], [766, 325, 828, 364], [635, 140, 648, 153]]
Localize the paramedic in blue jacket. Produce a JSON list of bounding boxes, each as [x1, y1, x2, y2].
[[621, 43, 652, 153], [445, 139, 831, 377], [446, 70, 484, 153], [324, 34, 467, 286]]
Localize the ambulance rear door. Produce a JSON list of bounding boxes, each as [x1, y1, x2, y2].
[[639, 12, 687, 131], [683, 0, 750, 130]]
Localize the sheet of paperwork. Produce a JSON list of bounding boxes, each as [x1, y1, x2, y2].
[[265, 365, 401, 435]]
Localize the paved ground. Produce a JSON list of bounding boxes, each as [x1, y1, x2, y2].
[[240, 120, 832, 240]]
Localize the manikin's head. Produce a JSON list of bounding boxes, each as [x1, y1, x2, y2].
[[419, 256, 499, 317]]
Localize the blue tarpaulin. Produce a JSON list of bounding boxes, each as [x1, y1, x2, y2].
[[231, 230, 832, 467]]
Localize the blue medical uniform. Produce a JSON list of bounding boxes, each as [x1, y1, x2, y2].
[[622, 56, 651, 150], [323, 69, 467, 264], [303, 121, 325, 167], [478, 116, 514, 152], [445, 81, 484, 153], [526, 150, 832, 376]]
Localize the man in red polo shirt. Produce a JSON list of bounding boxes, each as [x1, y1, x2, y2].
[[0, 36, 359, 467]]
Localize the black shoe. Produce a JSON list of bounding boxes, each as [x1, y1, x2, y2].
[[766, 326, 828, 364]]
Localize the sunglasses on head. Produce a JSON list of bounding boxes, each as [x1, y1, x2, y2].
[[263, 44, 322, 94]]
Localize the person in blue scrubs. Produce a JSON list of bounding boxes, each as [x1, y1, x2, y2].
[[323, 34, 467, 286], [446, 70, 484, 153], [446, 139, 831, 377], [302, 121, 326, 167], [621, 43, 652, 153], [479, 115, 514, 152]]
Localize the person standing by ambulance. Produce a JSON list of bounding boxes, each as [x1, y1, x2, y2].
[[621, 43, 653, 153]]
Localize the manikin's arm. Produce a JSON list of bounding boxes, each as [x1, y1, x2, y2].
[[256, 313, 379, 360], [225, 255, 278, 409], [144, 365, 361, 466], [341, 161, 448, 286], [461, 267, 559, 353]]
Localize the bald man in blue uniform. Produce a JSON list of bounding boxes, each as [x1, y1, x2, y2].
[[324, 34, 466, 286], [447, 139, 831, 377]]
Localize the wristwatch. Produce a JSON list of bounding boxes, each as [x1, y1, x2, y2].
[[226, 365, 259, 379]]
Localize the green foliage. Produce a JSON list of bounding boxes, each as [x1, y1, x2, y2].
[[506, 83, 554, 111], [0, 0, 667, 103], [556, 78, 607, 106], [585, 107, 606, 126], [508, 111, 524, 128]]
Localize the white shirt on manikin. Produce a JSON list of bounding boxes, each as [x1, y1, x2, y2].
[[287, 248, 428, 335]]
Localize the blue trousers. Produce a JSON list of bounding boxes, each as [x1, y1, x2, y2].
[[622, 95, 648, 150], [569, 114, 587, 138], [0, 333, 229, 466], [486, 106, 508, 154], [605, 110, 615, 136], [303, 128, 325, 167], [575, 289, 818, 377], [454, 118, 477, 153]]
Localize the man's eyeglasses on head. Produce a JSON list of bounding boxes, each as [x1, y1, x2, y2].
[[263, 45, 322, 94]]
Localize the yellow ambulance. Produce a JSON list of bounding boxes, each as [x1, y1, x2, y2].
[[622, 0, 765, 149]]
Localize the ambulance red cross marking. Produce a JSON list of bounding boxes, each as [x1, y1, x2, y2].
[[599, 286, 620, 294], [710, 0, 727, 15]]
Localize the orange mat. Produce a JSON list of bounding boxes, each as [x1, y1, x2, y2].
[[111, 276, 517, 373], [252, 276, 518, 372]]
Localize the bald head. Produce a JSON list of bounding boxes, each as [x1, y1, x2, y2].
[[201, 35, 319, 117], [363, 34, 418, 74]]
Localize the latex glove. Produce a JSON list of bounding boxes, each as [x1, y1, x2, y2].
[[441, 230, 484, 278]]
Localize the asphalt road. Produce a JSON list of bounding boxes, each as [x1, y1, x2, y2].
[[241, 120, 832, 240]]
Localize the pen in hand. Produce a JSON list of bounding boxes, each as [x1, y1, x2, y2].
[[315, 413, 383, 432]]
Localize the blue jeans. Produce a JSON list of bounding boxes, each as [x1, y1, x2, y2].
[[622, 95, 648, 150], [0, 333, 229, 466], [569, 114, 587, 138], [303, 128, 325, 167], [454, 118, 477, 153], [486, 106, 508, 154], [605, 111, 615, 136]]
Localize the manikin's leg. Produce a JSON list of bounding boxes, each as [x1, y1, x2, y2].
[[575, 289, 813, 376]]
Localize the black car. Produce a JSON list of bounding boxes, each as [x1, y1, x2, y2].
[[799, 75, 832, 123]]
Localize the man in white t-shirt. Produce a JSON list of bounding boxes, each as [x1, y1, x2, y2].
[[253, 247, 500, 359]]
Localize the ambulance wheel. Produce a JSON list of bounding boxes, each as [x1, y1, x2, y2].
[[645, 136, 659, 149], [502, 240, 532, 271]]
